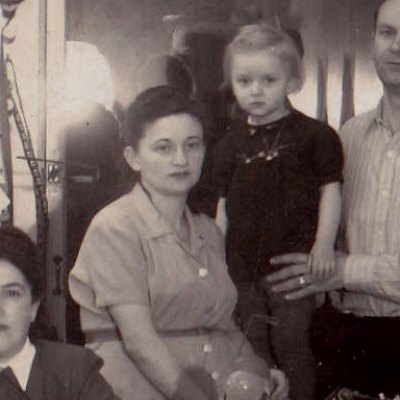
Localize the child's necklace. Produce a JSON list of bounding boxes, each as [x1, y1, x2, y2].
[[239, 119, 288, 165]]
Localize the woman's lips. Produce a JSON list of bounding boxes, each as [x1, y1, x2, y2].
[[170, 171, 190, 178]]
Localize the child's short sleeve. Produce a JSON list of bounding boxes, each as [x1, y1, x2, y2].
[[70, 214, 150, 309], [311, 125, 344, 187]]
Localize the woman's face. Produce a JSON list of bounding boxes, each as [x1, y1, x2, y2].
[[125, 113, 205, 198]]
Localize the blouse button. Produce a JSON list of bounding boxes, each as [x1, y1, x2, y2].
[[198, 268, 209, 278], [203, 343, 213, 354], [211, 371, 220, 381]]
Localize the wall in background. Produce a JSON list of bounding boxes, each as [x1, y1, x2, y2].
[[290, 0, 382, 129], [66, 0, 384, 130]]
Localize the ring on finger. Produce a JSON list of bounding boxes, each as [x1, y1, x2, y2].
[[299, 275, 307, 287]]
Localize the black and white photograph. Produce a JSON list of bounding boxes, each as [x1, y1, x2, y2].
[[0, 1, 399, 400]]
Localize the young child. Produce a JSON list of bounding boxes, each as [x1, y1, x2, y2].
[[0, 226, 118, 400], [213, 23, 343, 400]]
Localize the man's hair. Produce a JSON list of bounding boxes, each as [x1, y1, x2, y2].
[[122, 85, 207, 150], [0, 227, 45, 302], [223, 22, 305, 90]]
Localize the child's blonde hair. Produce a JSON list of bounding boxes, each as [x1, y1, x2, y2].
[[223, 23, 305, 92]]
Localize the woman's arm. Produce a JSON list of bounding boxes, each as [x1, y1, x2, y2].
[[109, 303, 211, 400], [223, 318, 289, 400]]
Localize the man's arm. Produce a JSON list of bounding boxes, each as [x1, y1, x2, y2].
[[266, 252, 345, 300], [266, 252, 400, 304], [342, 252, 400, 303]]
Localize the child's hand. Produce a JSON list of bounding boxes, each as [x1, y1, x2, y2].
[[308, 241, 336, 281]]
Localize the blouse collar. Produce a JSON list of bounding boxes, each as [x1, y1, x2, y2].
[[129, 183, 205, 253]]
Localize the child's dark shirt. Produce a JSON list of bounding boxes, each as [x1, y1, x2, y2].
[[213, 110, 344, 284]]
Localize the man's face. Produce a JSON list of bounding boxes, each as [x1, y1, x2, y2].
[[373, 0, 400, 90], [0, 259, 39, 363]]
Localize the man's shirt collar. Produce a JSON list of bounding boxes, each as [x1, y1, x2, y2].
[[372, 98, 399, 137]]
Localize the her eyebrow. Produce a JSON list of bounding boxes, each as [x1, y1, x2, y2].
[[153, 138, 171, 144], [2, 282, 26, 291]]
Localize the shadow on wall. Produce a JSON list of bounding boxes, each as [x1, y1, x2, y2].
[[65, 103, 120, 344]]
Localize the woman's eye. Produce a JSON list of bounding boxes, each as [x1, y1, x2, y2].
[[5, 289, 22, 298], [187, 141, 201, 149], [155, 144, 171, 153]]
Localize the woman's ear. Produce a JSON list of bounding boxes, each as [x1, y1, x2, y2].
[[124, 146, 141, 172]]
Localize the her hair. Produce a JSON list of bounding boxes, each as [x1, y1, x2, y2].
[[122, 85, 207, 150], [0, 226, 44, 302], [223, 23, 305, 91]]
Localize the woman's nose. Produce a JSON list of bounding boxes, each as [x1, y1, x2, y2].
[[172, 147, 188, 165]]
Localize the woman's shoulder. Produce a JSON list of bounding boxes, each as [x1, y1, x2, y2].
[[192, 212, 224, 248], [83, 190, 143, 242], [92, 191, 135, 224], [192, 211, 220, 232]]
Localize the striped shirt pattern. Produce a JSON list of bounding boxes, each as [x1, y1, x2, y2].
[[338, 99, 400, 317]]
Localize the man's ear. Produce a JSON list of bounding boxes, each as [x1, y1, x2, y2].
[[124, 146, 141, 172], [30, 301, 40, 323]]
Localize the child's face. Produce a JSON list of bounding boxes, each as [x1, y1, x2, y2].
[[230, 50, 298, 125]]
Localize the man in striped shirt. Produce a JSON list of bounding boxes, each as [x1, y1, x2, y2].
[[266, 0, 400, 396]]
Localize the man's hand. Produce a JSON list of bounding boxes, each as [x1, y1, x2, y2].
[[265, 252, 347, 300]]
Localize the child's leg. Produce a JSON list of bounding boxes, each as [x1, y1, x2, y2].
[[235, 281, 275, 366], [268, 291, 316, 400]]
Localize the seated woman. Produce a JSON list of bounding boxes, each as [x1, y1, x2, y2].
[[68, 86, 289, 400], [0, 226, 118, 400]]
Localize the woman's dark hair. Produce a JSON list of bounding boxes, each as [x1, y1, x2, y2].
[[0, 226, 44, 302], [122, 85, 207, 150]]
